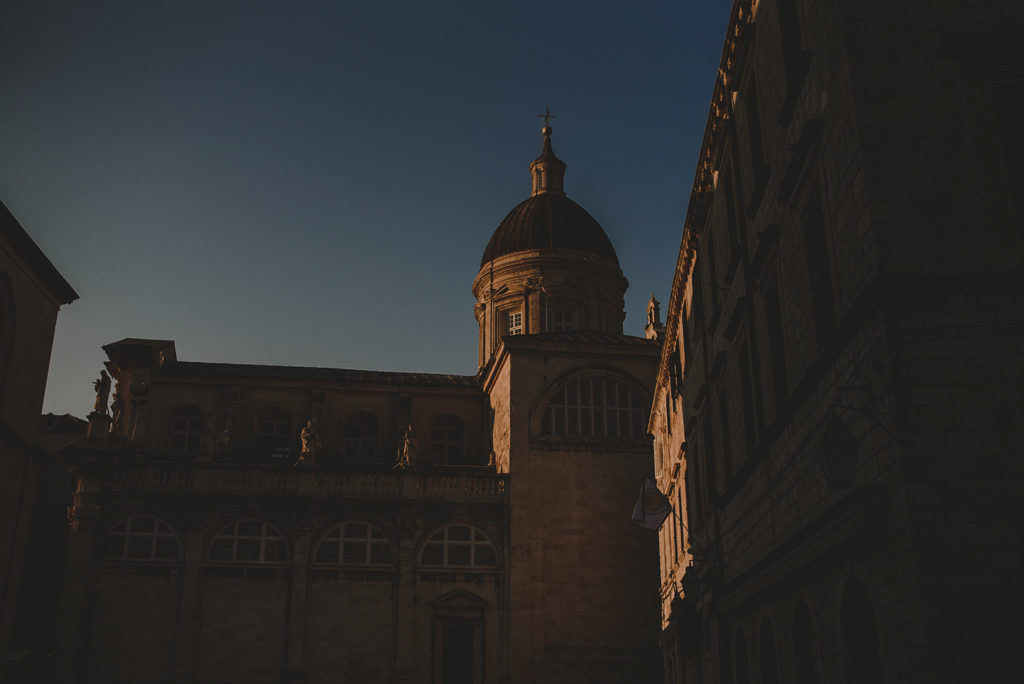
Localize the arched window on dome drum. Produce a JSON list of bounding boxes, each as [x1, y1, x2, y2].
[[421, 525, 498, 568], [169, 405, 205, 454], [540, 376, 648, 438], [102, 515, 180, 561], [342, 412, 379, 460], [315, 521, 393, 566], [209, 519, 288, 563]]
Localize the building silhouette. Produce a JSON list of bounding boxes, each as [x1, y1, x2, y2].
[[0, 201, 78, 683], [54, 127, 664, 684], [650, 0, 1024, 682]]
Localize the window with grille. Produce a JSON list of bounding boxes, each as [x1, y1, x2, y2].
[[256, 409, 292, 457], [342, 412, 379, 460], [553, 309, 573, 332], [209, 519, 288, 563], [540, 376, 648, 438], [315, 521, 393, 565], [505, 311, 523, 335], [420, 525, 498, 568], [431, 415, 467, 464], [169, 406, 204, 454], [102, 515, 180, 561]]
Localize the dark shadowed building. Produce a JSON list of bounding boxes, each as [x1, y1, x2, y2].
[[54, 128, 664, 684], [649, 0, 1024, 682], [0, 202, 77, 683]]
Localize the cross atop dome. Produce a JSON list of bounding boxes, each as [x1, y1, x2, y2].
[[530, 109, 566, 197], [537, 105, 557, 136]]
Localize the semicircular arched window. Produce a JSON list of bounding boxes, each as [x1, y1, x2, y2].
[[102, 515, 181, 561], [209, 519, 288, 563], [314, 521, 393, 565], [420, 524, 498, 568], [540, 376, 649, 438], [169, 405, 205, 454], [342, 412, 379, 460]]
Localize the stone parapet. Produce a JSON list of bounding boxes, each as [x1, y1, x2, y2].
[[97, 461, 508, 503]]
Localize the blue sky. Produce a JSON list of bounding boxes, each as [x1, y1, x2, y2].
[[0, 1, 732, 416]]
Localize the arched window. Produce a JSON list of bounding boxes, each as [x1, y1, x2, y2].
[[342, 412, 379, 460], [421, 525, 498, 568], [759, 617, 780, 684], [256, 408, 292, 457], [431, 415, 467, 465], [315, 521, 393, 565], [734, 628, 751, 684], [841, 578, 883, 683], [793, 600, 821, 684], [102, 515, 180, 561], [540, 375, 648, 438], [209, 519, 287, 563], [169, 405, 205, 454]]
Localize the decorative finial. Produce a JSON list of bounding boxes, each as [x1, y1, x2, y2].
[[537, 105, 556, 136]]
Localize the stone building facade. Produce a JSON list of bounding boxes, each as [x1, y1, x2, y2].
[[650, 0, 1024, 682], [54, 128, 663, 684], [0, 201, 78, 682]]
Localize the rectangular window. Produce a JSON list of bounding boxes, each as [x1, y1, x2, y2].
[[723, 168, 740, 263], [687, 443, 702, 524], [801, 185, 836, 346], [718, 395, 732, 484], [764, 277, 788, 410], [738, 343, 758, 451], [745, 78, 767, 186], [702, 418, 718, 494], [776, 0, 803, 80], [506, 311, 523, 335], [691, 259, 704, 329], [705, 230, 720, 323], [676, 488, 685, 558], [553, 309, 573, 332]]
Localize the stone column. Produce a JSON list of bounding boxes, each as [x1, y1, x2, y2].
[[50, 479, 99, 684], [170, 516, 206, 683]]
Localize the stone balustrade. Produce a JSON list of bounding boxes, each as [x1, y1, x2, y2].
[[104, 461, 507, 503]]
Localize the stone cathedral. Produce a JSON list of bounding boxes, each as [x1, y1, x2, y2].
[[55, 125, 664, 684]]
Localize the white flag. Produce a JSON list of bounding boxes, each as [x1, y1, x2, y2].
[[631, 477, 672, 530]]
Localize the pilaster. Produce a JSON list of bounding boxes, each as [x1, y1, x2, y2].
[[50, 481, 99, 684], [170, 514, 206, 684]]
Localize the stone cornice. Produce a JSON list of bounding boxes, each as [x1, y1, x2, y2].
[[654, 0, 757, 403]]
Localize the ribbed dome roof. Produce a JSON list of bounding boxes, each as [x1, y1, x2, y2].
[[480, 193, 619, 267]]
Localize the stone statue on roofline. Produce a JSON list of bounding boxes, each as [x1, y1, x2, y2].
[[296, 418, 320, 466], [395, 423, 417, 470], [92, 371, 111, 416], [110, 391, 124, 433]]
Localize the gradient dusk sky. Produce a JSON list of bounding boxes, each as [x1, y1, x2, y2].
[[0, 1, 732, 417]]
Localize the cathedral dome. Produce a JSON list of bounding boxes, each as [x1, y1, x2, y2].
[[480, 193, 619, 268], [480, 122, 618, 267]]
